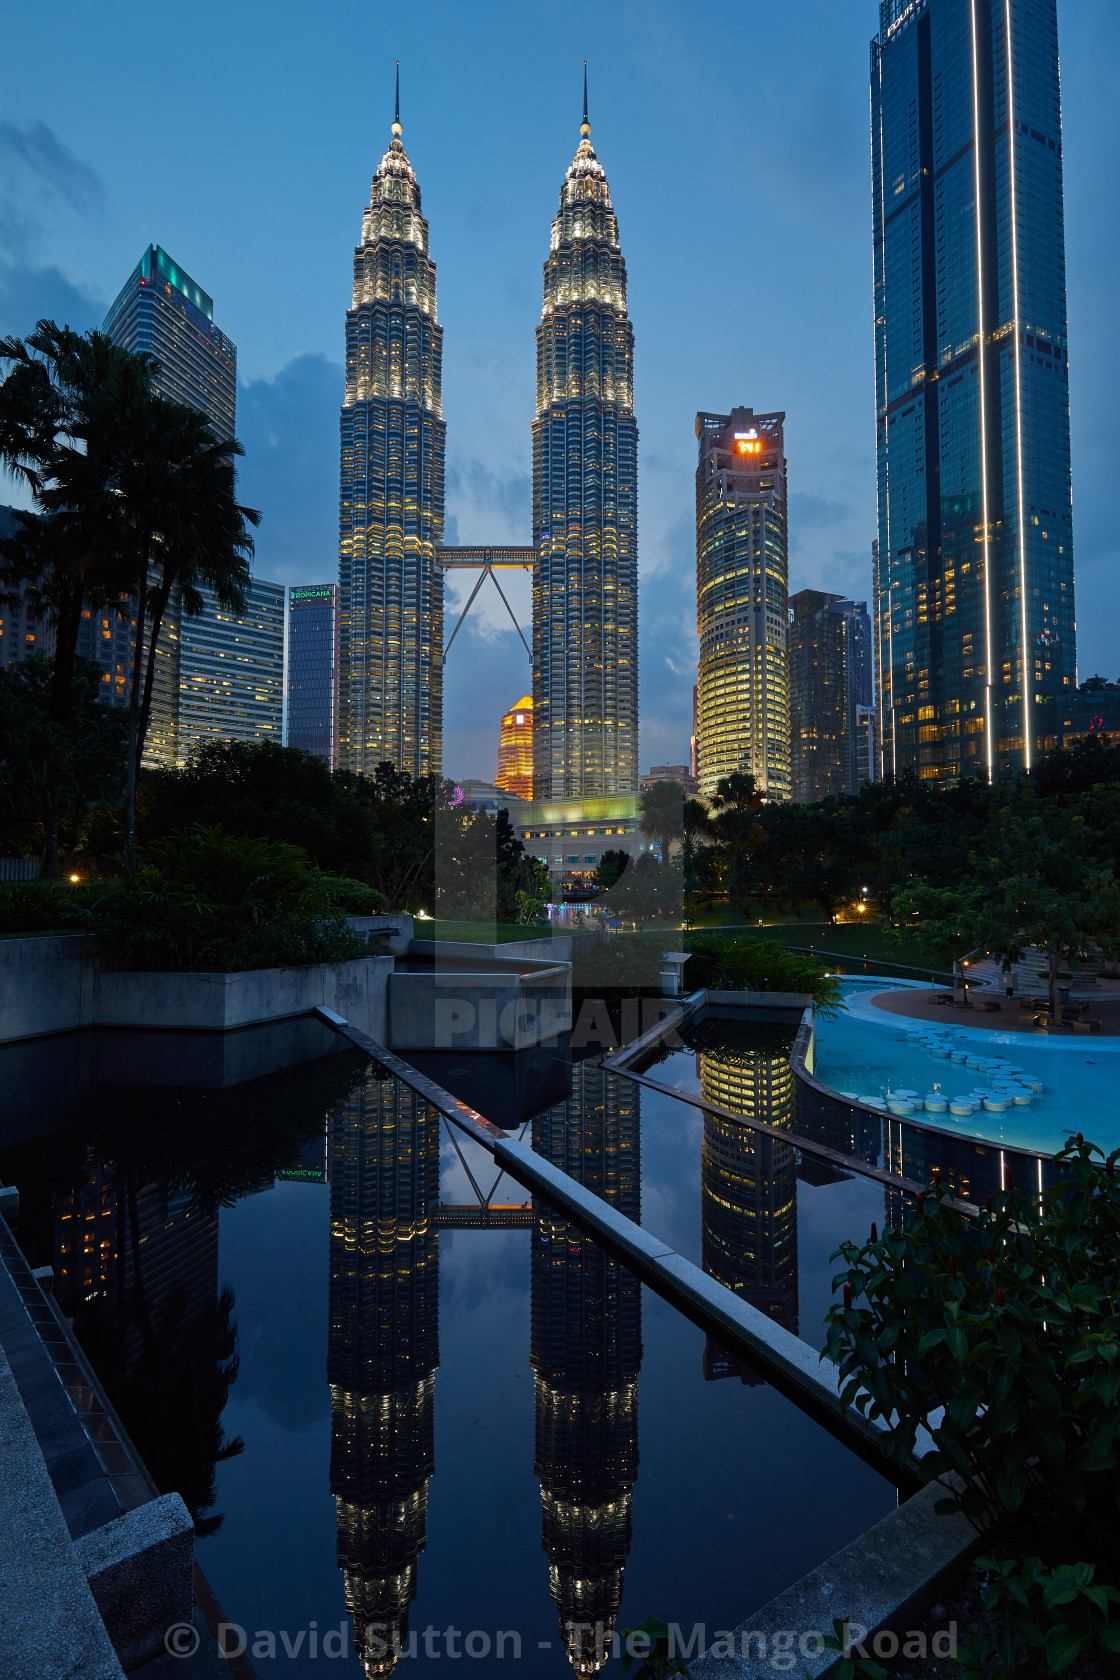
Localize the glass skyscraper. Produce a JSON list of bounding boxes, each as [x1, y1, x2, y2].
[[102, 245, 237, 443], [872, 0, 1074, 779], [288, 584, 339, 767], [789, 591, 874, 803], [338, 88, 445, 779], [694, 408, 790, 802], [532, 83, 638, 799], [174, 577, 285, 764]]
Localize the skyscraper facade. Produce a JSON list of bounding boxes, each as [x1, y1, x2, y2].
[[789, 591, 874, 803], [174, 577, 285, 765], [872, 0, 1074, 780], [531, 1064, 641, 1672], [288, 584, 340, 767], [532, 83, 638, 800], [338, 89, 445, 780], [495, 693, 534, 801], [694, 408, 790, 802], [103, 245, 236, 442]]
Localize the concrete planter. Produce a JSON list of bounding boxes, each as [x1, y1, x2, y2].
[[0, 933, 391, 1044], [705, 989, 815, 1011], [388, 964, 572, 1051], [409, 934, 572, 966]]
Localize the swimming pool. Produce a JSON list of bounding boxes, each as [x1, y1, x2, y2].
[[812, 980, 1120, 1156]]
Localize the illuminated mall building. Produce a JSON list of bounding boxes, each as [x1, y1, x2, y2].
[[694, 408, 790, 802], [532, 75, 638, 801], [872, 0, 1074, 779], [338, 75, 445, 778], [495, 693, 534, 801]]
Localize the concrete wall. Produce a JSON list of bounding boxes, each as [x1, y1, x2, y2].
[[409, 934, 572, 966], [345, 912, 414, 955], [388, 965, 572, 1051], [0, 935, 391, 1045]]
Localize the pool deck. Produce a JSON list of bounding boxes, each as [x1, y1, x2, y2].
[[865, 986, 1120, 1037]]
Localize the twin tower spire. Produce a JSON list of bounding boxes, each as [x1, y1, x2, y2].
[[336, 64, 638, 799]]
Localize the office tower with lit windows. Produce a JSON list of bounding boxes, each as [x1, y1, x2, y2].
[[103, 244, 237, 442], [694, 408, 790, 801], [789, 591, 874, 803], [531, 1064, 641, 1674], [173, 577, 285, 764], [338, 81, 445, 779], [288, 584, 340, 766], [328, 1073, 440, 1676], [532, 77, 638, 800], [698, 1036, 798, 1386], [496, 693, 534, 800], [872, 0, 1074, 779]]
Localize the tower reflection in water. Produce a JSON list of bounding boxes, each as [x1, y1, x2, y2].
[[697, 1024, 799, 1382], [531, 1063, 642, 1675], [328, 1068, 439, 1676]]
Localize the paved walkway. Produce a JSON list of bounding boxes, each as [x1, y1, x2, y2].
[[960, 947, 1120, 1002], [867, 986, 1120, 1037]]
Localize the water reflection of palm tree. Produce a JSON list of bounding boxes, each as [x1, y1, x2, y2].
[[327, 1072, 440, 1677], [531, 1064, 642, 1675]]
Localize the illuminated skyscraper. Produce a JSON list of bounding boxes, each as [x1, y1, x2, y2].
[[496, 693, 534, 801], [102, 244, 236, 442], [328, 1072, 440, 1676], [531, 1064, 641, 1675], [288, 584, 340, 767], [532, 74, 638, 799], [872, 0, 1074, 779], [694, 408, 790, 801], [338, 74, 445, 779], [789, 591, 874, 803]]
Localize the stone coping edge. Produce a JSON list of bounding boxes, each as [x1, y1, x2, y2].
[[313, 1005, 921, 1476], [689, 1481, 978, 1680], [0, 1339, 125, 1680]]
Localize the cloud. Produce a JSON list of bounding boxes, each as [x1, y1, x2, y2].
[[0, 121, 106, 341], [445, 458, 531, 542], [235, 353, 344, 585], [789, 491, 851, 530]]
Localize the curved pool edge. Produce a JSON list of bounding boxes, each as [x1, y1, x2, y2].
[[790, 1007, 1069, 1190], [841, 977, 1120, 1054]]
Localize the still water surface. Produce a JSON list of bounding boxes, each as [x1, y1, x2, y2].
[[1, 1019, 895, 1676]]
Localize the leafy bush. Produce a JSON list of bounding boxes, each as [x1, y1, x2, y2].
[[684, 934, 843, 1014], [319, 875, 388, 915], [826, 1138, 1120, 1673], [73, 826, 368, 972], [0, 881, 90, 936]]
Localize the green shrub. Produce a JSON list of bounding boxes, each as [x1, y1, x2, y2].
[[319, 875, 388, 915], [0, 881, 87, 936], [73, 826, 368, 972], [826, 1138, 1120, 1672], [684, 934, 843, 1014]]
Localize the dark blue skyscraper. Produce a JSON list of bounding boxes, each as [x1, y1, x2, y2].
[[287, 584, 339, 767], [872, 0, 1074, 780]]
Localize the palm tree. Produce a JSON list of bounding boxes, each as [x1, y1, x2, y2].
[[0, 325, 150, 872], [708, 771, 766, 916], [46, 370, 259, 867], [639, 779, 685, 863]]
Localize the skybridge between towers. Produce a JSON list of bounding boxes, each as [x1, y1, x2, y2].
[[436, 544, 537, 666]]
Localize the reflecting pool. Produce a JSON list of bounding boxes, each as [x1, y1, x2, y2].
[[0, 1022, 896, 1677]]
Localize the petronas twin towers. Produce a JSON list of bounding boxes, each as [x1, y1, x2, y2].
[[337, 72, 638, 797]]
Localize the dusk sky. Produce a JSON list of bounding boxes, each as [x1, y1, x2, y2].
[[2, 0, 1116, 778]]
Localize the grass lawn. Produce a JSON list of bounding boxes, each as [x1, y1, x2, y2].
[[420, 920, 552, 944], [682, 913, 963, 973]]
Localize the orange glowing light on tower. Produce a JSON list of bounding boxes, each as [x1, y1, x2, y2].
[[496, 693, 534, 800]]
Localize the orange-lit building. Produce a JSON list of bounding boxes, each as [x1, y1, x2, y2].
[[496, 693, 534, 801]]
